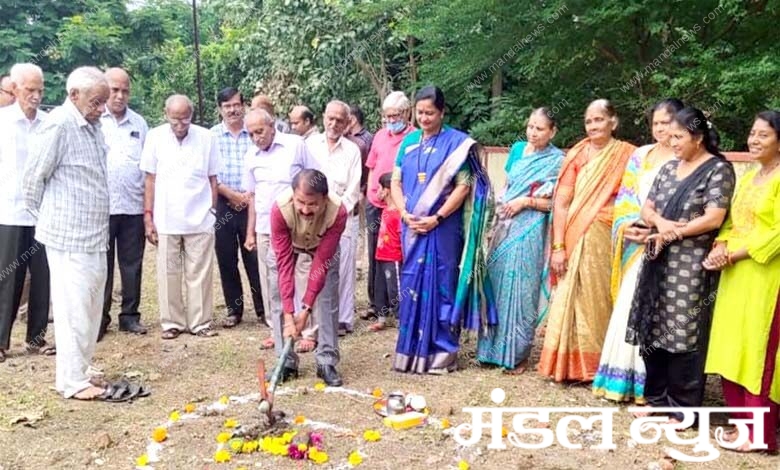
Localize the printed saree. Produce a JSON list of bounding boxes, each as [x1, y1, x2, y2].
[[477, 142, 563, 369], [537, 138, 635, 382], [392, 127, 496, 374]]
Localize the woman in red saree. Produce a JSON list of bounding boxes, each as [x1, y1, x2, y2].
[[537, 99, 636, 382]]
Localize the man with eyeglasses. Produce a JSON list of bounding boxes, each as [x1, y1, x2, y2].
[[0, 63, 51, 363], [0, 75, 15, 107], [98, 67, 149, 340], [210, 87, 265, 329], [140, 95, 221, 340]]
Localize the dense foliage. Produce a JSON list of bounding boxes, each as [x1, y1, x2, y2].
[[1, 0, 778, 148]]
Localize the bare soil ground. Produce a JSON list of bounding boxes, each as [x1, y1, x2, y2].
[[0, 245, 777, 470]]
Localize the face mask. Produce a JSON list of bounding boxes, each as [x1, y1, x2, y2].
[[387, 121, 406, 134]]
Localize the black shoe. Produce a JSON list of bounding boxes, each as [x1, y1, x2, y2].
[[119, 321, 148, 335], [255, 313, 268, 327], [97, 318, 110, 342], [316, 364, 343, 387], [265, 366, 299, 384]]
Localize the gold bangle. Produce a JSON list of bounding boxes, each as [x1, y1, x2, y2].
[[552, 242, 565, 251]]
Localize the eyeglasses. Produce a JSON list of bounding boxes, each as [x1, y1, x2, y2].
[[168, 117, 192, 125], [220, 103, 244, 110], [384, 112, 403, 121]]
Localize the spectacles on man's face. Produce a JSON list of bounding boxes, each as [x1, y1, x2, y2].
[[384, 112, 403, 121], [220, 103, 243, 111], [168, 117, 192, 126]]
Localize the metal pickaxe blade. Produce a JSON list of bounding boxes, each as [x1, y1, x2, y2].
[[258, 336, 294, 419]]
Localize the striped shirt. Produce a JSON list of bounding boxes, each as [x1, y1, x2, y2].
[[23, 100, 110, 253], [211, 122, 250, 191]]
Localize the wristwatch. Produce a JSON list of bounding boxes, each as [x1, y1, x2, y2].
[[435, 213, 444, 223]]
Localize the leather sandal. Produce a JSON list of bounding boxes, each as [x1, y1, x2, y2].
[[161, 328, 181, 340]]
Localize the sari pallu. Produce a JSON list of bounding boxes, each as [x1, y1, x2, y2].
[[477, 142, 563, 369], [392, 128, 496, 374], [593, 145, 656, 402], [537, 138, 635, 382]]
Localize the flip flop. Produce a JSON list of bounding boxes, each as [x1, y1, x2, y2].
[[161, 328, 181, 340], [259, 337, 275, 350], [104, 380, 142, 403]]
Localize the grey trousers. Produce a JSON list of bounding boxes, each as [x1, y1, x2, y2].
[[268, 246, 340, 370]]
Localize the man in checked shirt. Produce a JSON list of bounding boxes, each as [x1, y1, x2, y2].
[[23, 66, 111, 400], [211, 87, 265, 329]]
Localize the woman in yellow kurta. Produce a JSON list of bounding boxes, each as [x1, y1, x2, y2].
[[537, 99, 635, 382], [704, 110, 780, 453]]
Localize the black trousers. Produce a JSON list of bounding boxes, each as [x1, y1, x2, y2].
[[214, 196, 264, 319], [375, 261, 400, 319], [365, 202, 385, 311], [102, 214, 145, 326], [0, 225, 49, 350], [643, 348, 707, 421]]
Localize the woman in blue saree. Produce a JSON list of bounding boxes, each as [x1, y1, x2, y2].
[[477, 108, 563, 373], [390, 86, 496, 374]]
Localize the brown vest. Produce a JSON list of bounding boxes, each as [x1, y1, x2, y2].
[[276, 188, 342, 252]]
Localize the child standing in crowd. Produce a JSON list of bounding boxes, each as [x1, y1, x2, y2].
[[370, 173, 403, 331]]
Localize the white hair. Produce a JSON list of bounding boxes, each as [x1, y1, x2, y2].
[[9, 63, 43, 86], [66, 66, 107, 93], [164, 94, 194, 115], [382, 91, 411, 111], [248, 108, 275, 126]]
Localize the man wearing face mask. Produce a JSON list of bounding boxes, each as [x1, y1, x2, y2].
[[362, 92, 415, 322], [210, 87, 265, 329]]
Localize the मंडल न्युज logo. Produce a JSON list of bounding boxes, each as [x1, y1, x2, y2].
[[451, 387, 770, 462]]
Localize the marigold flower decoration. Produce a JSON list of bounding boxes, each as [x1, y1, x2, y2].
[[216, 432, 231, 443], [501, 426, 508, 438], [348, 450, 363, 466], [169, 410, 181, 422], [219, 395, 229, 405], [184, 403, 196, 413], [229, 438, 244, 452], [293, 415, 306, 425], [440, 418, 451, 429], [308, 447, 329, 464], [224, 418, 238, 428], [313, 382, 326, 391], [458, 460, 470, 470], [151, 427, 168, 443], [241, 440, 259, 453], [135, 454, 149, 467], [214, 449, 231, 463], [372, 387, 383, 398], [362, 429, 381, 442]]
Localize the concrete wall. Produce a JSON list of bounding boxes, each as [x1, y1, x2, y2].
[[483, 146, 756, 194]]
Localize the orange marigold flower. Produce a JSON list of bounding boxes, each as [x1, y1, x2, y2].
[[184, 403, 196, 413], [293, 415, 306, 424], [501, 426, 508, 437], [440, 418, 451, 429], [151, 427, 168, 443], [371, 388, 383, 398]]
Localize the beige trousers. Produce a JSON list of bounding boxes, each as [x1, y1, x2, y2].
[[157, 233, 214, 333]]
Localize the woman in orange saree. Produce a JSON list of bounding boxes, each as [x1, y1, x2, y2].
[[537, 99, 636, 382]]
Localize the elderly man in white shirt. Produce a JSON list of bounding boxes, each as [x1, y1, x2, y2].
[[98, 67, 149, 340], [24, 66, 111, 400], [140, 95, 220, 340], [306, 100, 362, 336], [0, 63, 51, 363], [242, 109, 319, 353]]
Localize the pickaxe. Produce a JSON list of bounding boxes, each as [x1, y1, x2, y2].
[[257, 336, 294, 420]]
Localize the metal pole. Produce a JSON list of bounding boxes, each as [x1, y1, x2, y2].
[[192, 0, 205, 125]]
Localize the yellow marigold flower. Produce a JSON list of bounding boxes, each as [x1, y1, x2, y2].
[[297, 443, 308, 452], [184, 403, 196, 413], [135, 454, 149, 467], [229, 438, 244, 452], [501, 426, 508, 437], [314, 382, 326, 391], [224, 418, 238, 428], [241, 440, 258, 453], [372, 387, 383, 398], [169, 410, 181, 422], [260, 436, 272, 451], [281, 432, 295, 444], [458, 460, 470, 470], [216, 432, 231, 443], [348, 450, 363, 466], [214, 449, 231, 463], [151, 427, 168, 443], [363, 429, 381, 442], [309, 448, 329, 464], [440, 418, 451, 429], [219, 395, 229, 405], [293, 415, 306, 424]]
